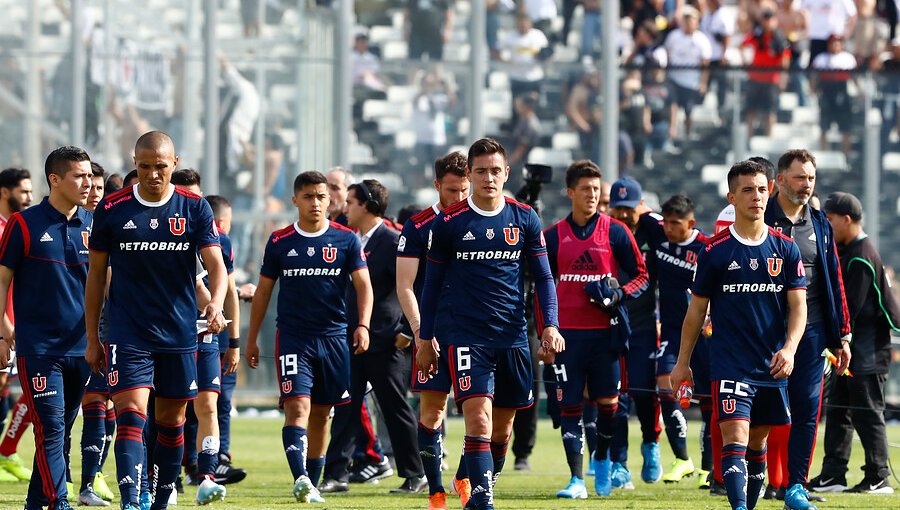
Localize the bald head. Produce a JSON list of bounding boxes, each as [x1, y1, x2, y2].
[[135, 131, 175, 156], [133, 130, 179, 202]]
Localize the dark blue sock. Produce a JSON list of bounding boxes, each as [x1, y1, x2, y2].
[[722, 443, 748, 510], [282, 426, 308, 481], [700, 401, 713, 471], [80, 401, 107, 491], [490, 438, 508, 479], [610, 395, 629, 464], [197, 435, 220, 479], [464, 436, 493, 510], [418, 422, 445, 495], [595, 402, 617, 461], [660, 391, 689, 460], [100, 407, 115, 470], [306, 456, 325, 487], [151, 422, 185, 510], [582, 401, 598, 456], [746, 447, 767, 510], [0, 391, 9, 427], [183, 404, 199, 467], [455, 453, 467, 481], [559, 405, 584, 478], [114, 408, 147, 506]]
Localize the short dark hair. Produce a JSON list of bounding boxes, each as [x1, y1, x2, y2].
[[777, 149, 816, 174], [748, 156, 775, 181], [661, 194, 695, 218], [123, 169, 139, 186], [293, 171, 328, 193], [45, 145, 91, 185], [565, 160, 602, 189], [205, 195, 231, 219], [0, 167, 30, 190], [467, 138, 507, 171], [348, 179, 389, 217], [397, 204, 420, 225], [727, 160, 768, 192], [435, 151, 467, 181], [171, 168, 202, 188], [105, 174, 123, 196], [90, 161, 106, 178]]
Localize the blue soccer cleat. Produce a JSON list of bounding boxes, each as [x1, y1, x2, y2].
[[293, 475, 324, 503], [640, 442, 662, 483], [556, 476, 588, 499], [610, 461, 635, 490], [138, 491, 152, 510], [784, 483, 818, 510], [196, 478, 227, 505], [592, 458, 611, 496]]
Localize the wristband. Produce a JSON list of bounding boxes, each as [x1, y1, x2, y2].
[[228, 338, 240, 349], [357, 324, 370, 332]]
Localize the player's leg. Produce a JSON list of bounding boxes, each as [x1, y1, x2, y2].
[[690, 335, 713, 488], [492, 344, 535, 490], [214, 358, 246, 485], [0, 391, 33, 481], [548, 335, 588, 498], [746, 424, 771, 510], [786, 324, 826, 495], [750, 385, 791, 509], [587, 340, 624, 497], [192, 348, 226, 504], [609, 356, 629, 472], [809, 372, 850, 492], [78, 390, 109, 503], [714, 380, 753, 510], [657, 334, 693, 483], [61, 358, 92, 505], [277, 335, 318, 497], [628, 328, 661, 483]]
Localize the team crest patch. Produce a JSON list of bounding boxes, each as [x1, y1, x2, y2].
[[32, 376, 47, 392], [722, 398, 736, 414], [150, 218, 159, 229], [503, 227, 520, 245], [417, 371, 429, 384], [618, 186, 628, 199], [307, 246, 315, 256], [485, 228, 495, 240], [749, 258, 759, 271], [458, 376, 471, 391], [685, 251, 698, 264], [322, 246, 337, 263], [767, 257, 783, 276], [556, 388, 563, 402], [108, 370, 119, 386], [281, 380, 293, 394], [81, 231, 90, 248], [169, 217, 186, 235], [398, 235, 406, 252]]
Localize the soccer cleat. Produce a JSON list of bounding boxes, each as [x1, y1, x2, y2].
[[591, 458, 611, 497], [807, 474, 848, 493], [196, 478, 227, 505], [167, 488, 177, 506], [139, 491, 152, 510], [349, 456, 393, 483], [610, 462, 635, 490], [53, 502, 73, 510], [427, 491, 448, 509], [640, 442, 662, 483], [514, 457, 530, 471], [709, 479, 728, 496], [662, 457, 695, 483], [78, 487, 110, 507], [556, 476, 588, 499], [784, 483, 818, 510], [213, 455, 247, 485], [390, 476, 428, 494], [93, 473, 115, 502], [763, 483, 778, 499], [293, 475, 323, 503], [121, 505, 140, 510], [0, 453, 32, 481], [846, 476, 894, 494], [697, 469, 710, 489], [0, 466, 18, 482], [453, 477, 471, 508], [318, 478, 348, 493]]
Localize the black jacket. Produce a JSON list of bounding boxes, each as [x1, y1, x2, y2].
[[347, 222, 403, 351]]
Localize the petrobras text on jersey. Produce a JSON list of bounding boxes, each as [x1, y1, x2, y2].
[[656, 250, 697, 270], [118, 241, 191, 251], [558, 273, 609, 283], [721, 283, 784, 293], [456, 250, 521, 261], [282, 267, 342, 277]]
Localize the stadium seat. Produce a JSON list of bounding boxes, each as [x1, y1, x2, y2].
[[883, 152, 900, 173], [551, 132, 580, 151], [394, 130, 416, 150], [749, 136, 790, 156], [527, 147, 573, 168], [701, 164, 730, 184], [489, 72, 511, 90], [791, 106, 819, 125], [386, 85, 416, 103], [377, 117, 404, 136], [443, 43, 470, 62], [350, 143, 376, 165], [779, 92, 799, 111], [382, 40, 409, 60], [369, 25, 402, 45], [813, 151, 848, 171]]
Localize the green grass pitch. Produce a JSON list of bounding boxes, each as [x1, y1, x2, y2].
[[0, 417, 896, 509]]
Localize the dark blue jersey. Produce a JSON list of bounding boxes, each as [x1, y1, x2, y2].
[[419, 196, 558, 348], [655, 230, 709, 337], [259, 221, 366, 337], [90, 184, 220, 353], [0, 199, 91, 357], [216, 232, 234, 353], [692, 225, 806, 386], [397, 204, 440, 297], [624, 212, 664, 325]]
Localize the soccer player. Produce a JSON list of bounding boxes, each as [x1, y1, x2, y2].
[[396, 151, 471, 510], [0, 146, 94, 510], [87, 163, 106, 212], [544, 160, 648, 499], [608, 177, 663, 485], [671, 160, 808, 510], [653, 195, 710, 484], [765, 149, 850, 509], [416, 138, 563, 510], [85, 131, 228, 510], [245, 171, 373, 503]]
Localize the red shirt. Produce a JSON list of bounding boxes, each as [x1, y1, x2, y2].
[[0, 215, 13, 324], [742, 32, 790, 84]]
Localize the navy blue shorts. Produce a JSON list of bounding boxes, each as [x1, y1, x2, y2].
[[85, 366, 109, 395], [106, 343, 198, 400], [196, 349, 221, 393], [552, 329, 622, 405], [624, 327, 658, 395], [446, 343, 533, 410], [411, 341, 451, 394], [690, 334, 712, 396], [275, 330, 350, 407], [656, 327, 681, 376], [712, 379, 790, 426]]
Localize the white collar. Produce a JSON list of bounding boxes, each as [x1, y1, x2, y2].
[[729, 224, 768, 247], [359, 218, 384, 240], [467, 196, 504, 217], [432, 203, 441, 215], [294, 222, 329, 238], [677, 230, 701, 246], [132, 183, 175, 207]]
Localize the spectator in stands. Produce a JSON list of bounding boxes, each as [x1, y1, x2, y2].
[[699, 0, 733, 110], [241, 0, 261, 37], [508, 93, 542, 169], [565, 69, 601, 163], [499, 13, 550, 125], [620, 76, 648, 170], [521, 0, 558, 39], [219, 56, 260, 194], [627, 20, 669, 70], [777, 0, 810, 106], [352, 33, 387, 93], [561, 0, 579, 46], [405, 0, 454, 61], [741, 4, 791, 137], [849, 0, 888, 70], [412, 72, 454, 185], [627, 0, 684, 37], [875, 40, 900, 150], [664, 6, 712, 141], [811, 34, 857, 154], [581, 0, 602, 58], [803, 0, 858, 66], [627, 22, 673, 160]]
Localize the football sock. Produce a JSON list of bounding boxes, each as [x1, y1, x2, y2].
[[633, 394, 660, 444], [660, 391, 689, 460], [282, 426, 308, 480], [610, 396, 629, 464], [746, 447, 766, 510], [455, 453, 468, 481], [464, 436, 493, 510], [197, 436, 220, 479], [490, 437, 508, 486], [0, 390, 9, 435], [80, 401, 107, 492], [559, 405, 584, 478], [0, 395, 30, 456], [183, 405, 199, 466], [700, 399, 713, 471], [595, 402, 618, 461], [101, 406, 116, 469], [114, 408, 146, 506], [418, 422, 444, 495], [722, 443, 748, 510], [582, 401, 598, 456], [306, 456, 325, 487], [152, 421, 185, 509]]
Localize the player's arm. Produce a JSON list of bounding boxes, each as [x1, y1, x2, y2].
[[524, 210, 563, 358], [222, 271, 241, 375], [396, 257, 420, 337], [195, 277, 211, 310], [771, 288, 807, 379], [199, 245, 227, 334], [85, 250, 110, 373], [0, 266, 13, 368], [245, 275, 275, 369], [351, 267, 373, 355]]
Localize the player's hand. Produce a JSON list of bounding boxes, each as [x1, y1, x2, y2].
[[394, 334, 412, 350], [245, 342, 260, 369], [202, 304, 226, 334], [353, 326, 370, 354], [537, 343, 555, 365], [770, 347, 795, 379], [670, 362, 693, 390], [415, 337, 439, 376], [238, 283, 257, 302], [541, 326, 565, 354], [0, 339, 11, 370], [832, 344, 851, 376], [85, 340, 106, 374], [223, 347, 240, 375]]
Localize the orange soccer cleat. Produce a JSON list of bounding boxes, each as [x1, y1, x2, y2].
[[427, 491, 448, 510]]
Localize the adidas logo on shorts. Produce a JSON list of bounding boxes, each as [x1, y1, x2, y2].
[[212, 377, 220, 385], [341, 390, 350, 399], [189, 380, 198, 390]]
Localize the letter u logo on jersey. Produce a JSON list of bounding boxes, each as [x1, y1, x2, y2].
[[169, 218, 186, 236], [685, 251, 698, 264], [767, 257, 783, 277], [457, 376, 471, 391], [503, 227, 520, 246], [107, 371, 119, 387], [722, 398, 736, 414], [322, 247, 337, 263], [32, 377, 46, 392], [417, 371, 429, 384], [281, 380, 293, 394]]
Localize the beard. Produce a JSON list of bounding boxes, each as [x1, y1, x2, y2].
[[8, 196, 23, 213]]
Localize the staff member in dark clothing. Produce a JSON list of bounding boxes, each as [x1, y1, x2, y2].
[[808, 192, 896, 495], [323, 179, 427, 494]]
